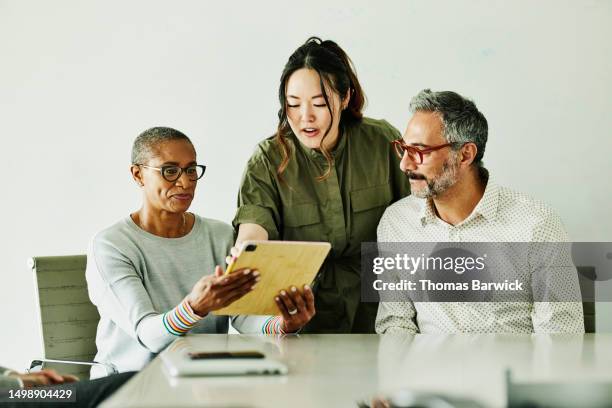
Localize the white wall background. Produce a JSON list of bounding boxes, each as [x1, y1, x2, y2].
[[1, 0, 611, 370]]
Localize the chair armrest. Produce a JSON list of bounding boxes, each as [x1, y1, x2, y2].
[[29, 358, 117, 376]]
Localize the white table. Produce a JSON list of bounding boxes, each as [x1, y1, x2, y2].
[[100, 334, 612, 408]]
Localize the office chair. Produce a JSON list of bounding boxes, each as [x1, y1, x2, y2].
[[28, 255, 116, 379]]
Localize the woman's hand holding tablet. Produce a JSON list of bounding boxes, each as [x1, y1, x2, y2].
[[214, 241, 330, 324], [186, 265, 260, 316], [274, 284, 316, 333]]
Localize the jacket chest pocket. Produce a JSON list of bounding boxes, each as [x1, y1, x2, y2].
[[281, 202, 323, 241], [350, 183, 392, 241]]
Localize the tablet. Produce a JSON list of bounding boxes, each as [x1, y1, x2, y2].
[[161, 350, 288, 377], [213, 240, 331, 316]]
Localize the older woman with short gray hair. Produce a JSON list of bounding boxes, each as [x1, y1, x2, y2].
[[86, 127, 261, 378]]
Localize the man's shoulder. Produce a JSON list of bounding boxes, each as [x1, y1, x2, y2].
[[379, 195, 424, 235], [384, 195, 423, 216], [497, 185, 561, 222], [495, 184, 568, 240]]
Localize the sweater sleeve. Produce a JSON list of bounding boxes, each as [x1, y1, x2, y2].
[[86, 237, 179, 353], [231, 315, 285, 334]]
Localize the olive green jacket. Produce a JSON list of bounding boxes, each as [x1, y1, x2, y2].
[[233, 117, 410, 333]]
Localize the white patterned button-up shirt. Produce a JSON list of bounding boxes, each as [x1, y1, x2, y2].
[[375, 172, 585, 334]]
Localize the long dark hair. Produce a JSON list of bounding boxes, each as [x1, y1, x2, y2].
[[276, 37, 365, 181]]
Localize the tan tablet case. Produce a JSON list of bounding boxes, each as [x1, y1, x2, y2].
[[213, 240, 331, 316]]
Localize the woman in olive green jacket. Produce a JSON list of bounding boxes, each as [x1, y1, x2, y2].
[[232, 37, 410, 333]]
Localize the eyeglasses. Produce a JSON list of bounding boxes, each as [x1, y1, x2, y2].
[[137, 164, 206, 182], [390, 140, 461, 164]]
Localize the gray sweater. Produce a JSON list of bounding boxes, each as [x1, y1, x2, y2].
[[86, 215, 262, 378]]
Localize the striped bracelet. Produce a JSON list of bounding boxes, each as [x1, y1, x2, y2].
[[163, 299, 204, 336], [262, 316, 286, 335]]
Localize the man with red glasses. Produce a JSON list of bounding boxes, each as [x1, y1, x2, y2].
[[375, 89, 584, 334]]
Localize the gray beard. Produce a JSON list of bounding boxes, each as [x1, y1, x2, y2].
[[411, 156, 460, 199]]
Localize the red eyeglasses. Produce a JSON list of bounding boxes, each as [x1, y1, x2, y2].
[[390, 140, 460, 164]]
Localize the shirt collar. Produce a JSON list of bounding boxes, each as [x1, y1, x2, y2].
[[419, 168, 499, 225], [419, 198, 438, 226], [471, 170, 499, 222]]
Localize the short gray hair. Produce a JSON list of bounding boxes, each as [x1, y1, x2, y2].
[[409, 89, 488, 166], [131, 127, 193, 164]]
